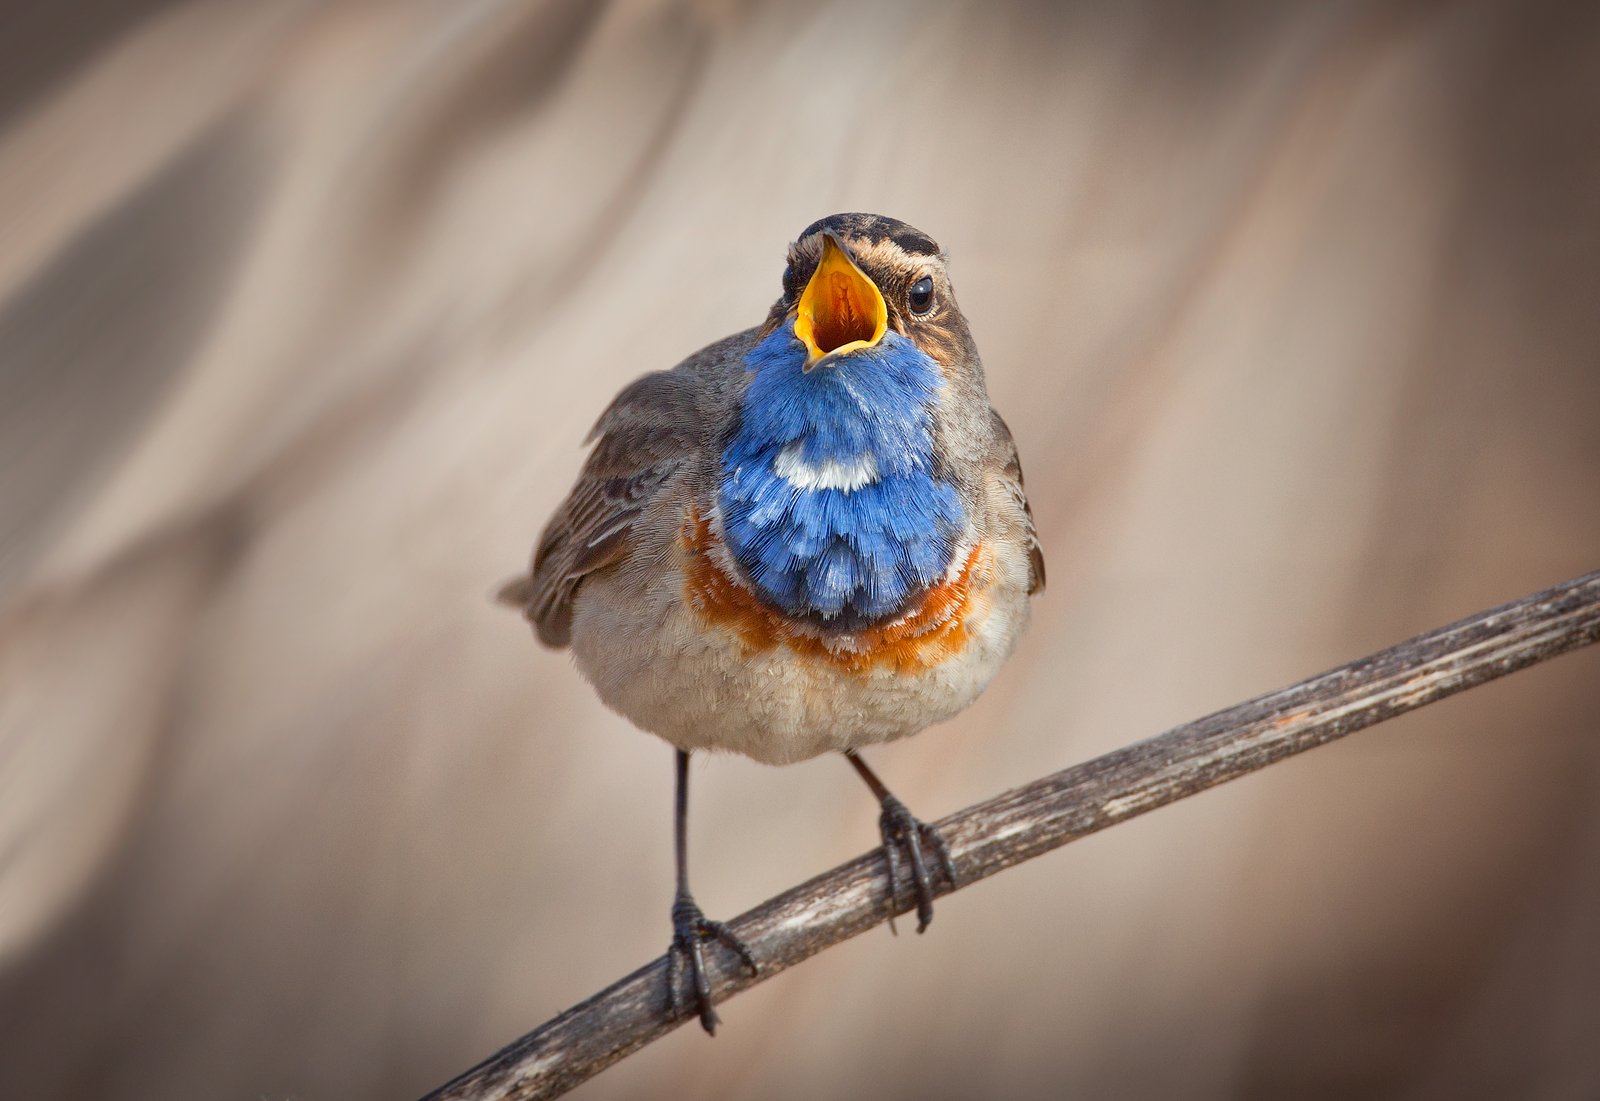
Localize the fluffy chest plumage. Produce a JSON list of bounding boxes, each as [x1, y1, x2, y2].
[[575, 515, 1024, 762], [716, 327, 966, 624]]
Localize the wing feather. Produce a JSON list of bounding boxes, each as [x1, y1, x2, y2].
[[502, 369, 705, 647], [990, 410, 1045, 594]]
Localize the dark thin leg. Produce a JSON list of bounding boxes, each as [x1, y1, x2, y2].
[[666, 749, 756, 1035], [845, 751, 957, 934], [674, 748, 692, 897]]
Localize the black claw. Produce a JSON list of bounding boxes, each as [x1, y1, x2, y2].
[[876, 795, 957, 934], [668, 893, 758, 1034]]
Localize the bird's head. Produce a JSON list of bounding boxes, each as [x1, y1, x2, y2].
[[764, 213, 978, 375]]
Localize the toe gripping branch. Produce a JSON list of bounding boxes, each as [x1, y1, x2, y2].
[[876, 794, 958, 934], [669, 751, 758, 1036], [846, 751, 957, 935], [668, 891, 759, 1035]]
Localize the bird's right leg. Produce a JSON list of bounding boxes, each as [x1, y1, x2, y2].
[[667, 749, 757, 1034]]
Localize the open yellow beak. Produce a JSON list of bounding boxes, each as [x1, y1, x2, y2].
[[793, 233, 887, 369]]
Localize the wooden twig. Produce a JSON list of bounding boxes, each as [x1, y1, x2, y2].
[[422, 570, 1600, 1101]]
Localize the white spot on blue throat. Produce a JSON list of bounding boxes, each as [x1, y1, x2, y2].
[[772, 442, 880, 492], [718, 325, 966, 624]]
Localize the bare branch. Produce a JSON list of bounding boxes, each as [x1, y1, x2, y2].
[[422, 570, 1600, 1101]]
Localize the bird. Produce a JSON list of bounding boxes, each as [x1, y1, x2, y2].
[[500, 212, 1044, 1034]]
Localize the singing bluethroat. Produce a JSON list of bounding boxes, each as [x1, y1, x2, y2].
[[501, 213, 1044, 1032]]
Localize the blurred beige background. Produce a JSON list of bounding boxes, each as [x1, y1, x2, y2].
[[1, 1, 1598, 1098]]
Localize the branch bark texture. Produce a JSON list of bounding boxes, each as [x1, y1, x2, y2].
[[423, 570, 1600, 1101]]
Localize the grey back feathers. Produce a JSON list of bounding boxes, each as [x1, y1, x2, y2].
[[503, 331, 755, 646]]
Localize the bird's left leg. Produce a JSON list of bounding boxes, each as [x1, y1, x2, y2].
[[667, 749, 757, 1034], [844, 750, 957, 934]]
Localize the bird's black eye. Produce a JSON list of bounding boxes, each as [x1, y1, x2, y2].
[[782, 262, 797, 297], [908, 275, 935, 315]]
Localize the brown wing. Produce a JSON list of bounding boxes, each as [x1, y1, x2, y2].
[[500, 369, 706, 647], [991, 409, 1045, 594]]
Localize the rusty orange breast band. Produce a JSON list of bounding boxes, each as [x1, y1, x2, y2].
[[679, 510, 986, 674]]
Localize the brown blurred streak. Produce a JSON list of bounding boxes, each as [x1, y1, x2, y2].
[[1350, 0, 1600, 635], [0, 123, 260, 596], [382, 1, 608, 212], [0, 0, 187, 128], [1239, 7, 1600, 1092]]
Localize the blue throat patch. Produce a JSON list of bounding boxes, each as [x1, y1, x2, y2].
[[718, 326, 967, 625]]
